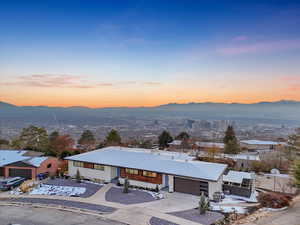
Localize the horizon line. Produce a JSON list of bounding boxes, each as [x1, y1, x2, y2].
[[1, 99, 299, 109]]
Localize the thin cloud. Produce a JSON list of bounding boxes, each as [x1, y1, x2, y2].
[[0, 74, 162, 89], [142, 82, 161, 86], [217, 39, 300, 55]]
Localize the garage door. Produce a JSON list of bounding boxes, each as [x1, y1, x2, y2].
[[174, 177, 208, 196], [9, 168, 32, 179]]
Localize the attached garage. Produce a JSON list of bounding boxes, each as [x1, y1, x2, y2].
[[174, 177, 208, 196], [9, 168, 32, 179]]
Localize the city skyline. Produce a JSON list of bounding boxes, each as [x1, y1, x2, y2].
[[1, 0, 300, 107]]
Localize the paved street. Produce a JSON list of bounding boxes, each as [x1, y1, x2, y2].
[[0, 205, 126, 225]]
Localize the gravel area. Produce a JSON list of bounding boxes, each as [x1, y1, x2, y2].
[[5, 197, 116, 213], [105, 187, 157, 205], [149, 217, 179, 225], [169, 209, 224, 225], [44, 178, 102, 198]]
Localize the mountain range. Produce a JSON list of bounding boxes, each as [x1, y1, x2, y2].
[[1, 100, 300, 126]]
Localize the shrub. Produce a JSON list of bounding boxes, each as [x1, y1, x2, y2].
[[76, 169, 81, 183], [123, 178, 130, 193], [199, 192, 210, 214], [155, 185, 159, 193], [258, 192, 292, 208]]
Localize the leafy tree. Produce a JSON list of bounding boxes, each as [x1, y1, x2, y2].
[[158, 130, 173, 149], [78, 130, 96, 150], [286, 128, 300, 160], [293, 160, 300, 188], [105, 129, 121, 145], [176, 132, 190, 140], [49, 131, 59, 143], [60, 150, 72, 159], [10, 138, 23, 149], [223, 126, 240, 154], [0, 138, 9, 146], [50, 134, 75, 154], [207, 146, 220, 161], [138, 140, 153, 149], [17, 125, 49, 152]]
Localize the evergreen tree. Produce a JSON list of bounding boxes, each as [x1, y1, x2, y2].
[[176, 132, 190, 140], [158, 130, 173, 149], [223, 125, 240, 154], [78, 130, 96, 150], [105, 129, 121, 145]]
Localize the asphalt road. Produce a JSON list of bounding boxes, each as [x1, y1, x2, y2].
[[0, 205, 126, 225]]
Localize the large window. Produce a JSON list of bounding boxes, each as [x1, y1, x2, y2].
[[125, 168, 139, 175], [94, 164, 105, 171], [142, 171, 157, 178], [73, 161, 84, 167]]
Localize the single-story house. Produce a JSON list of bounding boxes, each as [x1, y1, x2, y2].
[[0, 150, 58, 179], [66, 146, 228, 199], [240, 140, 285, 150], [195, 142, 225, 151], [223, 153, 260, 170]]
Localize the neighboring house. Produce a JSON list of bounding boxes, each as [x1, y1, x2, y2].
[[223, 153, 260, 170], [223, 170, 255, 197], [240, 140, 285, 150], [195, 142, 225, 151], [66, 146, 227, 199], [0, 150, 58, 179]]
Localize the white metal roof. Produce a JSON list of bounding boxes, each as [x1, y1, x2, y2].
[[0, 150, 28, 167], [25, 157, 48, 167], [169, 140, 182, 145], [240, 140, 279, 145], [223, 170, 254, 184], [0, 150, 48, 167], [195, 142, 225, 148], [66, 146, 227, 181]]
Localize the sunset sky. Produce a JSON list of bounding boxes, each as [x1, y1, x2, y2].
[[1, 0, 300, 107]]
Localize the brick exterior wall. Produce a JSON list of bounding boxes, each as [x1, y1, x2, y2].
[[4, 157, 59, 179], [120, 168, 162, 184]]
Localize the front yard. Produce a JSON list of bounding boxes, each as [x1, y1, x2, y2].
[[105, 186, 163, 205]]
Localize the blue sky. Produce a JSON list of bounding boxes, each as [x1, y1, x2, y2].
[[1, 0, 300, 107]]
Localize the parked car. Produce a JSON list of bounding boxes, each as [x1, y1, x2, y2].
[[0, 177, 26, 191], [37, 172, 49, 180]]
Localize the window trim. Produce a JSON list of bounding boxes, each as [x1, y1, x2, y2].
[[142, 170, 157, 178], [125, 168, 139, 175], [73, 161, 84, 167], [94, 164, 105, 171]]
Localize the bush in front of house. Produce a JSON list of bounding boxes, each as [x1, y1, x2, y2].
[[123, 178, 130, 193], [258, 192, 292, 208], [199, 192, 210, 214], [76, 169, 81, 183]]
